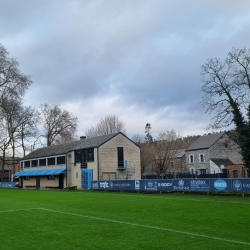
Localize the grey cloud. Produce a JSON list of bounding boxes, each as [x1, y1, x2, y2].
[[1, 0, 250, 134]]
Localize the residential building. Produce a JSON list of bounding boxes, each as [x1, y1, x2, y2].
[[185, 132, 243, 174], [169, 149, 187, 172]]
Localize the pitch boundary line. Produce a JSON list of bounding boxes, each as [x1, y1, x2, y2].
[[37, 207, 250, 246], [0, 208, 43, 213], [1, 207, 250, 246]]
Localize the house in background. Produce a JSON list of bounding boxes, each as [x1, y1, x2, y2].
[[0, 157, 20, 182], [169, 149, 187, 172], [15, 132, 140, 189], [185, 132, 243, 174]]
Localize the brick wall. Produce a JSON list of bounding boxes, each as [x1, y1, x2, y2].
[[227, 164, 248, 178]]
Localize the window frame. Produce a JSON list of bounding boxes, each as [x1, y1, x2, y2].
[[47, 157, 55, 166], [39, 158, 46, 167], [189, 155, 194, 164], [31, 160, 38, 167], [117, 147, 124, 169], [199, 154, 205, 163], [24, 161, 30, 168], [57, 156, 66, 165], [47, 175, 55, 180], [74, 148, 94, 164]]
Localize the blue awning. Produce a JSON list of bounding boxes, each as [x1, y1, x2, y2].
[[14, 168, 66, 177]]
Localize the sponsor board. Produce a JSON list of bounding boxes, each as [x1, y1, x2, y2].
[[98, 181, 135, 190], [100, 181, 109, 189], [173, 179, 190, 191], [211, 179, 232, 192], [142, 180, 158, 191], [92, 182, 99, 189], [135, 180, 140, 190], [92, 179, 250, 192], [0, 182, 15, 188], [190, 179, 209, 191], [232, 179, 250, 192], [157, 180, 173, 191]]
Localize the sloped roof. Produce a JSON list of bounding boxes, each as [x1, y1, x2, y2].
[[173, 149, 186, 158], [210, 158, 234, 167], [22, 133, 120, 160], [186, 132, 225, 151], [168, 149, 186, 158]]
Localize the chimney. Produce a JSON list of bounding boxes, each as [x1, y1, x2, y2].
[[80, 136, 86, 140]]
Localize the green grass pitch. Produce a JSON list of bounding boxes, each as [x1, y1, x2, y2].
[[0, 189, 250, 250]]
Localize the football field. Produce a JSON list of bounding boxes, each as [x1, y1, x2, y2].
[[0, 189, 250, 250]]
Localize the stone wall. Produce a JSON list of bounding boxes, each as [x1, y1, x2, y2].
[[209, 133, 243, 164], [185, 149, 209, 172], [99, 133, 141, 180]]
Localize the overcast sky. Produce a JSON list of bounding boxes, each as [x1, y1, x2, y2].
[[1, 0, 250, 139]]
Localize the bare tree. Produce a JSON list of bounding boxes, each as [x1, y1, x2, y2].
[[0, 99, 20, 181], [152, 130, 184, 176], [0, 43, 32, 105], [131, 134, 145, 144], [85, 115, 126, 138], [0, 44, 33, 180], [40, 103, 78, 146], [17, 106, 40, 156], [201, 47, 250, 169]]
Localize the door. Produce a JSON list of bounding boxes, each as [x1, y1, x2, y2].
[[36, 176, 40, 189], [233, 170, 238, 178], [81, 169, 93, 189], [59, 175, 64, 189]]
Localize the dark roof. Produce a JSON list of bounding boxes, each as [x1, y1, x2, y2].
[[22, 133, 120, 160], [210, 158, 234, 167], [186, 132, 225, 151], [171, 149, 186, 158]]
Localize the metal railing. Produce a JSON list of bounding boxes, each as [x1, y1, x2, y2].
[[142, 172, 228, 179]]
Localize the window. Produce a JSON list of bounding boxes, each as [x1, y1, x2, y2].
[[199, 154, 204, 163], [24, 161, 30, 168], [39, 159, 46, 166], [190, 168, 195, 174], [170, 161, 174, 168], [31, 160, 38, 167], [75, 149, 94, 164], [76, 172, 78, 178], [47, 175, 55, 180], [87, 149, 94, 162], [189, 155, 194, 164], [21, 162, 23, 169], [24, 176, 30, 180], [75, 151, 81, 163], [57, 156, 65, 165], [48, 157, 55, 166], [117, 147, 124, 169], [224, 143, 229, 149]]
